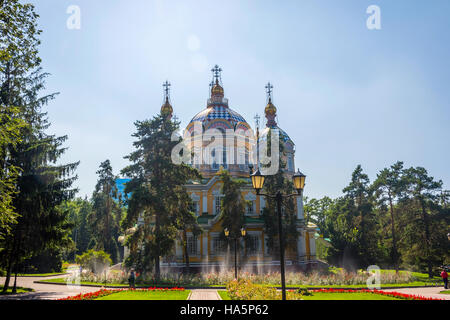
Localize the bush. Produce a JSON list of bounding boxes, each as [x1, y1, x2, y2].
[[226, 279, 304, 300], [75, 250, 112, 274]]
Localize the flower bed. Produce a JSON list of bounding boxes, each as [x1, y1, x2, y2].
[[226, 280, 304, 300], [310, 288, 444, 301], [59, 287, 186, 300]]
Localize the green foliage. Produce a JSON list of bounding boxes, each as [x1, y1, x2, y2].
[[89, 160, 123, 263], [0, 0, 78, 293], [121, 113, 201, 279], [60, 197, 93, 260], [260, 129, 299, 257], [75, 249, 112, 273], [307, 162, 449, 276], [218, 168, 247, 237]]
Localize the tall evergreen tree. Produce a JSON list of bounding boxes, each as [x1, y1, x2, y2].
[[89, 160, 123, 263], [400, 166, 445, 277], [121, 113, 200, 280], [372, 161, 405, 273], [0, 0, 78, 292]]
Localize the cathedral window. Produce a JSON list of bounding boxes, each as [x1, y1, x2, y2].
[[212, 237, 227, 255], [187, 235, 199, 256], [246, 201, 255, 215], [246, 234, 260, 256], [215, 196, 222, 214]]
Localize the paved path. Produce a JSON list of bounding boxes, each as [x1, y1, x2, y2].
[[383, 287, 450, 300], [0, 275, 100, 300], [188, 289, 221, 300]]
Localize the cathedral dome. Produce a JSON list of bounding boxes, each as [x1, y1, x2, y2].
[[185, 66, 251, 134]]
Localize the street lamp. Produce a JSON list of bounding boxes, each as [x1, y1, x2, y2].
[[250, 168, 306, 300], [224, 227, 246, 279]]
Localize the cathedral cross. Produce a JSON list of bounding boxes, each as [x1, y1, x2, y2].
[[211, 65, 222, 83], [265, 82, 273, 100], [163, 80, 171, 98]]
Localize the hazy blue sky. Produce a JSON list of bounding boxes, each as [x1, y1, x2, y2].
[[29, 0, 450, 199]]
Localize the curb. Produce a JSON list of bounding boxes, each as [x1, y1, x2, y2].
[[16, 273, 69, 278]]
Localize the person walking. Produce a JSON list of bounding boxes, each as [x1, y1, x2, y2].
[[441, 268, 448, 289], [128, 269, 136, 289]]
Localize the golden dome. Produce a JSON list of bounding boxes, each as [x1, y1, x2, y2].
[[211, 83, 224, 96], [161, 98, 173, 116], [265, 99, 277, 116]]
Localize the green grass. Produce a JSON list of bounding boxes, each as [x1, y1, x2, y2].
[[18, 272, 67, 277], [216, 290, 400, 300], [301, 292, 400, 300], [218, 290, 231, 300], [95, 290, 191, 300], [0, 286, 34, 295], [439, 290, 450, 294]]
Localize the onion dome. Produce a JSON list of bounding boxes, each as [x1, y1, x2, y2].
[[260, 82, 294, 148], [211, 80, 224, 98], [161, 97, 173, 116], [265, 98, 277, 119]]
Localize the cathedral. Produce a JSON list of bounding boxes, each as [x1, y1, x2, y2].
[[122, 65, 318, 272]]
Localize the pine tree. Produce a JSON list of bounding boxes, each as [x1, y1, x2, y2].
[[0, 0, 78, 293], [89, 160, 123, 263], [400, 166, 445, 277], [372, 161, 405, 273], [121, 113, 200, 280]]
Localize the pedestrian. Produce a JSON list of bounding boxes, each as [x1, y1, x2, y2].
[[441, 268, 448, 289], [128, 269, 136, 289]]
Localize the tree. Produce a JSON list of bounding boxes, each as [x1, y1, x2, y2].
[[303, 196, 334, 238], [0, 106, 23, 239], [219, 169, 247, 238], [326, 165, 380, 271], [0, 0, 78, 293], [400, 166, 446, 277], [60, 197, 93, 260], [260, 129, 299, 258], [372, 161, 405, 273], [89, 160, 123, 263], [170, 187, 202, 269], [121, 113, 200, 280]]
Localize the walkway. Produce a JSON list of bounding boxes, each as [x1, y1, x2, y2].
[[188, 289, 221, 300], [0, 275, 100, 300], [382, 287, 450, 300]]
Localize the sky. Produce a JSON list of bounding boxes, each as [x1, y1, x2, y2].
[[28, 0, 450, 200]]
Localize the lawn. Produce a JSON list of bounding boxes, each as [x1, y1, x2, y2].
[[218, 290, 402, 300], [94, 290, 191, 300], [301, 292, 400, 300], [18, 272, 67, 277], [440, 290, 450, 294], [0, 286, 34, 295]]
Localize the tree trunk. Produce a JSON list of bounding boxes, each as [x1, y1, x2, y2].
[[420, 199, 433, 278], [388, 195, 399, 274], [12, 267, 18, 294], [183, 230, 190, 270]]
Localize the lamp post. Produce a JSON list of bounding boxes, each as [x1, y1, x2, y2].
[[250, 168, 306, 300], [224, 227, 246, 279]]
